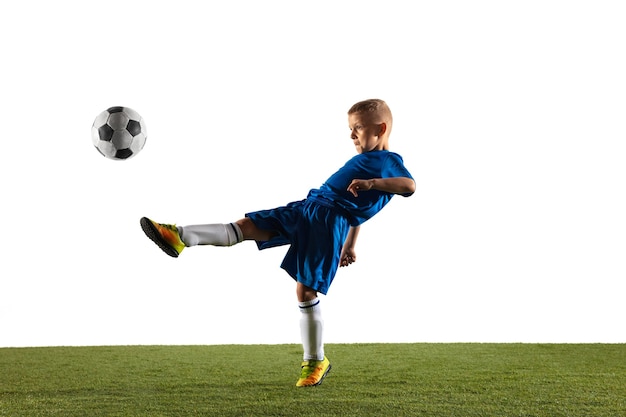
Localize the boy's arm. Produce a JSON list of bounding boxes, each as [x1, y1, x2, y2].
[[339, 225, 360, 267], [347, 177, 415, 197]]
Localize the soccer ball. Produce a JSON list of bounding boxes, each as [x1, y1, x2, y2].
[[92, 106, 147, 160]]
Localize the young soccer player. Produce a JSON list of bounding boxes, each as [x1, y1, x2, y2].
[[140, 98, 415, 387]]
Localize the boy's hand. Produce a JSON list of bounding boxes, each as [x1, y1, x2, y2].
[[347, 179, 373, 197], [340, 246, 357, 267]]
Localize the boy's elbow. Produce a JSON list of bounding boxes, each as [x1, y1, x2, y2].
[[402, 178, 416, 196], [408, 179, 416, 194]]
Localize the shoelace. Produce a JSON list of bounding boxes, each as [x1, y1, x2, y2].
[[300, 361, 323, 377], [158, 222, 178, 232]]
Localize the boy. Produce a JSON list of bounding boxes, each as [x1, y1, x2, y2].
[[140, 98, 415, 387]]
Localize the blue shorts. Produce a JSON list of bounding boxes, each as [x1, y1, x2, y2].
[[245, 199, 350, 295]]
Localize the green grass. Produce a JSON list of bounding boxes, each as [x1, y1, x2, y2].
[[1, 344, 624, 416]]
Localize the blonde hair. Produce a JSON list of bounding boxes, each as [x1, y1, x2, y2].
[[348, 99, 393, 126]]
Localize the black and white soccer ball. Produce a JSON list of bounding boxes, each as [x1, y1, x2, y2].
[[91, 106, 147, 160]]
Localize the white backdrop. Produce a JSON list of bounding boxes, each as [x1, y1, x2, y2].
[[1, 1, 624, 347]]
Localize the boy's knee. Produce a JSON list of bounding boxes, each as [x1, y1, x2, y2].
[[235, 217, 276, 241], [296, 283, 318, 302]]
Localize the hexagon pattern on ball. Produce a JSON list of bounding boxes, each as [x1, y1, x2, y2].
[[91, 106, 147, 160]]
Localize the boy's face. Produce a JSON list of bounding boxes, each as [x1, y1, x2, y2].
[[348, 112, 387, 154]]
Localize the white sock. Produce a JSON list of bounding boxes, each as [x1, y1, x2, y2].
[[178, 223, 243, 247], [299, 298, 324, 361]]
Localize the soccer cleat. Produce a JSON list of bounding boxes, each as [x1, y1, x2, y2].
[[295, 356, 331, 387], [140, 217, 185, 258]]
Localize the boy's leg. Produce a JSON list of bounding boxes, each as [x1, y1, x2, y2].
[[296, 283, 331, 387], [298, 284, 323, 361], [180, 217, 278, 246], [235, 217, 278, 242], [140, 217, 275, 257], [179, 223, 243, 246]]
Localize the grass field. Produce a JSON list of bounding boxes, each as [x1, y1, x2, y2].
[[1, 343, 624, 416]]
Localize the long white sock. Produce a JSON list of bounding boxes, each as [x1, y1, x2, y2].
[[178, 223, 243, 247], [299, 298, 324, 361]]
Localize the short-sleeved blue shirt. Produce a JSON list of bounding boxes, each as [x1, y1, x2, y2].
[[308, 150, 414, 226]]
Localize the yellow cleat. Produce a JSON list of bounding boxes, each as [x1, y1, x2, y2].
[[296, 356, 331, 387], [140, 217, 185, 258]]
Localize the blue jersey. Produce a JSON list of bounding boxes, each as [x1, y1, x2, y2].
[[307, 150, 413, 226], [246, 149, 413, 294]]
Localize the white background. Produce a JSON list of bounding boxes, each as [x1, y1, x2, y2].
[[1, 1, 624, 347]]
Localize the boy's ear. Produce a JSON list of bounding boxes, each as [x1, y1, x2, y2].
[[378, 122, 387, 136]]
